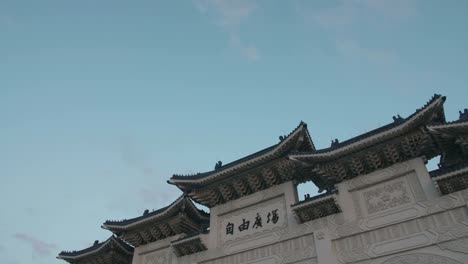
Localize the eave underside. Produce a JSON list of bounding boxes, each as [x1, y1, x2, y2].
[[172, 237, 207, 257], [432, 165, 468, 195], [184, 158, 314, 207], [117, 214, 208, 247], [293, 130, 439, 187], [292, 194, 341, 223], [59, 251, 132, 264]]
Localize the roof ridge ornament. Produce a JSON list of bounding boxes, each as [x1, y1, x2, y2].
[[331, 139, 339, 148], [459, 109, 468, 121], [392, 114, 403, 123], [93, 240, 99, 246], [215, 161, 222, 170]]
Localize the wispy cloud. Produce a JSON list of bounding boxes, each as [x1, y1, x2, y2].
[[359, 0, 416, 20], [335, 38, 398, 65], [138, 186, 179, 205], [119, 136, 156, 177], [228, 34, 259, 61], [299, 0, 417, 65], [13, 233, 57, 257], [0, 15, 13, 29], [310, 0, 416, 27], [194, 0, 259, 61]]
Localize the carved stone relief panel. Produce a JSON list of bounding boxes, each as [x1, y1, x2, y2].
[[346, 161, 412, 192], [362, 179, 413, 215], [381, 253, 463, 264], [438, 237, 468, 255], [360, 177, 415, 216], [143, 250, 168, 264], [200, 234, 316, 264], [219, 196, 287, 244], [327, 191, 467, 240], [333, 208, 468, 263]]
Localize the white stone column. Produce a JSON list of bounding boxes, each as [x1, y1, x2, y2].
[[314, 229, 338, 264], [410, 157, 439, 200]]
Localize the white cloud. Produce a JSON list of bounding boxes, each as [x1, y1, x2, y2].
[[299, 0, 417, 65], [228, 33, 258, 61], [13, 233, 57, 257], [194, 0, 260, 61], [358, 0, 416, 20], [119, 136, 157, 177], [336, 38, 398, 65]]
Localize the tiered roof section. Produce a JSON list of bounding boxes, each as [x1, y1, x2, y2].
[[427, 109, 468, 194], [57, 236, 133, 264], [291, 191, 340, 223], [431, 163, 468, 195], [168, 122, 316, 207], [102, 195, 209, 247], [289, 95, 447, 188], [171, 234, 207, 257], [427, 108, 468, 168]]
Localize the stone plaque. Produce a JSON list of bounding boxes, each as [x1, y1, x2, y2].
[[220, 196, 286, 243], [362, 178, 413, 215]]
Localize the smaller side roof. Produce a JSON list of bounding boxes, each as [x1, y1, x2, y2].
[[57, 236, 133, 264], [102, 195, 209, 247], [102, 195, 208, 230], [427, 108, 468, 134]]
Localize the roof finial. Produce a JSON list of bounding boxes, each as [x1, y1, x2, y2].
[[331, 138, 339, 147], [215, 161, 222, 170], [393, 115, 403, 122], [94, 240, 99, 246], [459, 109, 468, 121], [279, 135, 286, 141], [143, 209, 149, 216]]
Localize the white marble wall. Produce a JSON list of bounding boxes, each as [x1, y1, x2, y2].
[[133, 157, 468, 264]]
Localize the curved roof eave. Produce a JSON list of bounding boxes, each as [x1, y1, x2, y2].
[[102, 195, 208, 231], [168, 122, 313, 185], [57, 236, 133, 260], [289, 95, 446, 161]]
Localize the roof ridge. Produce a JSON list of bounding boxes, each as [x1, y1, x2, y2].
[[170, 122, 309, 179], [57, 236, 133, 258], [291, 94, 445, 155], [102, 195, 208, 228]]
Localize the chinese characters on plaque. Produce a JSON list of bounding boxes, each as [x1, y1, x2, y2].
[[221, 197, 286, 242], [226, 209, 280, 236]]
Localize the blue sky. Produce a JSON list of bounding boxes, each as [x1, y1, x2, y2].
[[1, 1, 467, 263]]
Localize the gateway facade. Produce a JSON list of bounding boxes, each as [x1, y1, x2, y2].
[[58, 95, 468, 264]]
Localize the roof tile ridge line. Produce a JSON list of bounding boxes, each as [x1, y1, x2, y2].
[[111, 235, 134, 255], [170, 121, 309, 179], [300, 121, 316, 151], [102, 195, 186, 229], [168, 122, 308, 183], [288, 95, 446, 158], [431, 166, 468, 181], [57, 236, 114, 260], [430, 163, 468, 178], [184, 195, 210, 218], [291, 191, 338, 208], [171, 234, 203, 245], [428, 119, 468, 129], [291, 195, 340, 213]]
